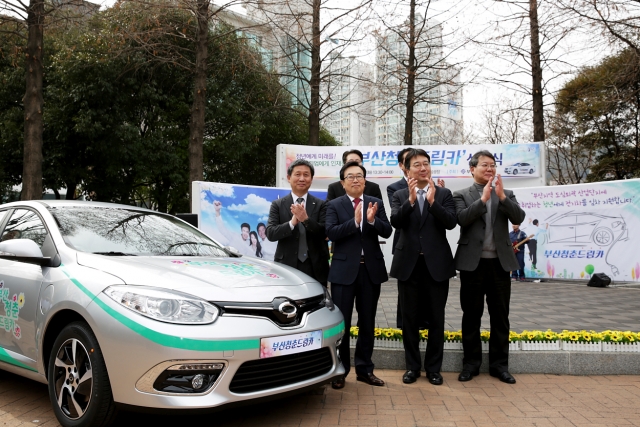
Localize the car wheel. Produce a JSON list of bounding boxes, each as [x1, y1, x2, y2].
[[48, 321, 117, 427], [513, 169, 518, 175], [529, 169, 534, 174], [593, 228, 614, 246]]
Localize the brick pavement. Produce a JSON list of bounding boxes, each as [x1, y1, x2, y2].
[[4, 369, 640, 426], [369, 279, 640, 332]]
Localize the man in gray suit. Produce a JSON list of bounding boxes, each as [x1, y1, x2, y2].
[[453, 150, 525, 385]]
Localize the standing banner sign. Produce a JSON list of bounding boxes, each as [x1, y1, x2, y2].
[[278, 143, 542, 180], [515, 179, 640, 282], [193, 181, 327, 261]]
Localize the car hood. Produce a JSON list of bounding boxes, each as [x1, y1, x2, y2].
[[76, 253, 321, 302]]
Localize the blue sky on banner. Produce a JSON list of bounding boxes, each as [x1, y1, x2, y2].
[[199, 182, 327, 235]]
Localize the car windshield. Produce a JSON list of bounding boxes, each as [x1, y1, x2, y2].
[[49, 206, 230, 257]]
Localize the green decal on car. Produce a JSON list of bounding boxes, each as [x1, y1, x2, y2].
[[0, 347, 36, 372], [61, 267, 343, 352]]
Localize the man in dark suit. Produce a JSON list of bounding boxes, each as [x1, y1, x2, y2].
[[390, 149, 457, 385], [326, 149, 383, 201], [326, 161, 392, 389], [453, 150, 526, 385], [266, 159, 330, 285]]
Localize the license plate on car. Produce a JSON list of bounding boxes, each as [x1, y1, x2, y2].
[[260, 330, 322, 358]]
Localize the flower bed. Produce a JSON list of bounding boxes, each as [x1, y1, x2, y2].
[[347, 327, 640, 352]]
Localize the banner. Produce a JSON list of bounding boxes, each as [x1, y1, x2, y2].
[[194, 181, 327, 261], [280, 143, 542, 179], [515, 179, 640, 282]]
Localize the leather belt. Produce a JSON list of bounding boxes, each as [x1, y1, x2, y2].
[[360, 256, 365, 264], [419, 252, 424, 255]]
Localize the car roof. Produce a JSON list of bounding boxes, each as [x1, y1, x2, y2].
[[0, 200, 158, 214]]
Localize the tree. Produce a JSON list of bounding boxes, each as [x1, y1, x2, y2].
[[243, 0, 373, 146], [373, 0, 464, 145], [472, 0, 579, 143], [480, 95, 533, 145], [553, 48, 640, 181]]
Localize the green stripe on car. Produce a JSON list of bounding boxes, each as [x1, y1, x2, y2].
[[61, 267, 343, 352]]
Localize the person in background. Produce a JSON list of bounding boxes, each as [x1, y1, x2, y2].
[[326, 150, 383, 201], [266, 159, 330, 285], [325, 161, 392, 390], [509, 224, 527, 281], [453, 150, 526, 385]]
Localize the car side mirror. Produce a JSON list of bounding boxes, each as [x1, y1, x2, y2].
[[0, 239, 52, 266], [224, 246, 243, 257]]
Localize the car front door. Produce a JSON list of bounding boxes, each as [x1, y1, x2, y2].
[[0, 208, 52, 369]]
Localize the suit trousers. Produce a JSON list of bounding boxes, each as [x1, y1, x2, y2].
[[460, 258, 511, 373], [331, 264, 381, 377], [399, 257, 449, 373]]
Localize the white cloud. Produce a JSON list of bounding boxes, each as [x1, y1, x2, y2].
[[227, 194, 272, 216], [258, 215, 269, 222], [201, 183, 235, 197]]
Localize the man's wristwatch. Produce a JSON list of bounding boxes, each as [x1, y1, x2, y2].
[[302, 219, 310, 227]]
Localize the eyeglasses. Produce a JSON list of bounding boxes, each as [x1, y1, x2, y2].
[[478, 163, 497, 169], [344, 174, 365, 181]]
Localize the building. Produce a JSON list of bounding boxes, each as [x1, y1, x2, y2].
[[374, 18, 463, 146], [321, 54, 374, 146]]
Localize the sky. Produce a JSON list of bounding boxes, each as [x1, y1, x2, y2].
[[91, 0, 611, 141]]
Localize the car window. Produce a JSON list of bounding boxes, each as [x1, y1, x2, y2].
[[0, 210, 7, 229], [49, 206, 229, 256], [0, 209, 48, 248]]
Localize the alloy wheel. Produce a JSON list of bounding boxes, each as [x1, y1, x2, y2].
[[53, 338, 93, 420]]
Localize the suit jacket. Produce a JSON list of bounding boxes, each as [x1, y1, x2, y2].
[[325, 194, 392, 285], [452, 185, 526, 272], [386, 177, 408, 254], [326, 180, 383, 201], [266, 193, 330, 283], [389, 186, 457, 282]]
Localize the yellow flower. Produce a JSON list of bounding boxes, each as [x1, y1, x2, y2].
[[570, 333, 579, 341], [17, 293, 25, 309], [374, 329, 381, 337], [385, 331, 394, 338], [583, 333, 591, 342], [611, 333, 621, 341]]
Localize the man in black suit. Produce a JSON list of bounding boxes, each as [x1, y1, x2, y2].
[[453, 150, 526, 385], [326, 149, 383, 201], [266, 159, 330, 285], [390, 149, 457, 386], [326, 161, 392, 389]]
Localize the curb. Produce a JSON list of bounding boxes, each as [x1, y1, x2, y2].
[[351, 348, 640, 375]]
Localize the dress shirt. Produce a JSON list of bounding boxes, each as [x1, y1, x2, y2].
[[288, 192, 308, 230]]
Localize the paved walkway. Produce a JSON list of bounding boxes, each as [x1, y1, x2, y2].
[[5, 369, 640, 426], [371, 279, 640, 332], [2, 281, 640, 426]]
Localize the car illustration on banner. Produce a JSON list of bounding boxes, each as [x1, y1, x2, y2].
[[503, 163, 536, 175], [547, 212, 628, 246], [0, 201, 344, 427]]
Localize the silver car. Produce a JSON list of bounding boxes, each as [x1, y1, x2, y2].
[[0, 201, 345, 427]]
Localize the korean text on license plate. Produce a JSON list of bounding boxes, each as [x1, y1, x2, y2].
[[260, 330, 322, 358]]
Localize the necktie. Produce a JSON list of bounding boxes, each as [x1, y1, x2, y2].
[[417, 189, 425, 214], [296, 197, 308, 263], [353, 197, 361, 210]]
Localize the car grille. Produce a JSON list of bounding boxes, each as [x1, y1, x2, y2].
[[228, 347, 333, 394], [212, 294, 324, 327]]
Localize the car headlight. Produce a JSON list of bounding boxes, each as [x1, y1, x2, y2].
[[103, 286, 219, 324], [322, 287, 335, 311]]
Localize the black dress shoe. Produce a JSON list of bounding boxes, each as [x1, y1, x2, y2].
[[490, 371, 516, 384], [426, 372, 443, 385], [458, 368, 480, 382], [356, 373, 385, 387], [402, 370, 420, 384], [331, 377, 346, 389]]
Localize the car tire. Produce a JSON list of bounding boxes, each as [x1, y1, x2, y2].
[[529, 169, 534, 174], [593, 228, 614, 246], [513, 169, 518, 175], [48, 321, 117, 427]]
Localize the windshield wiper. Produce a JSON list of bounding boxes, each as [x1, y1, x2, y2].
[[92, 251, 137, 256]]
